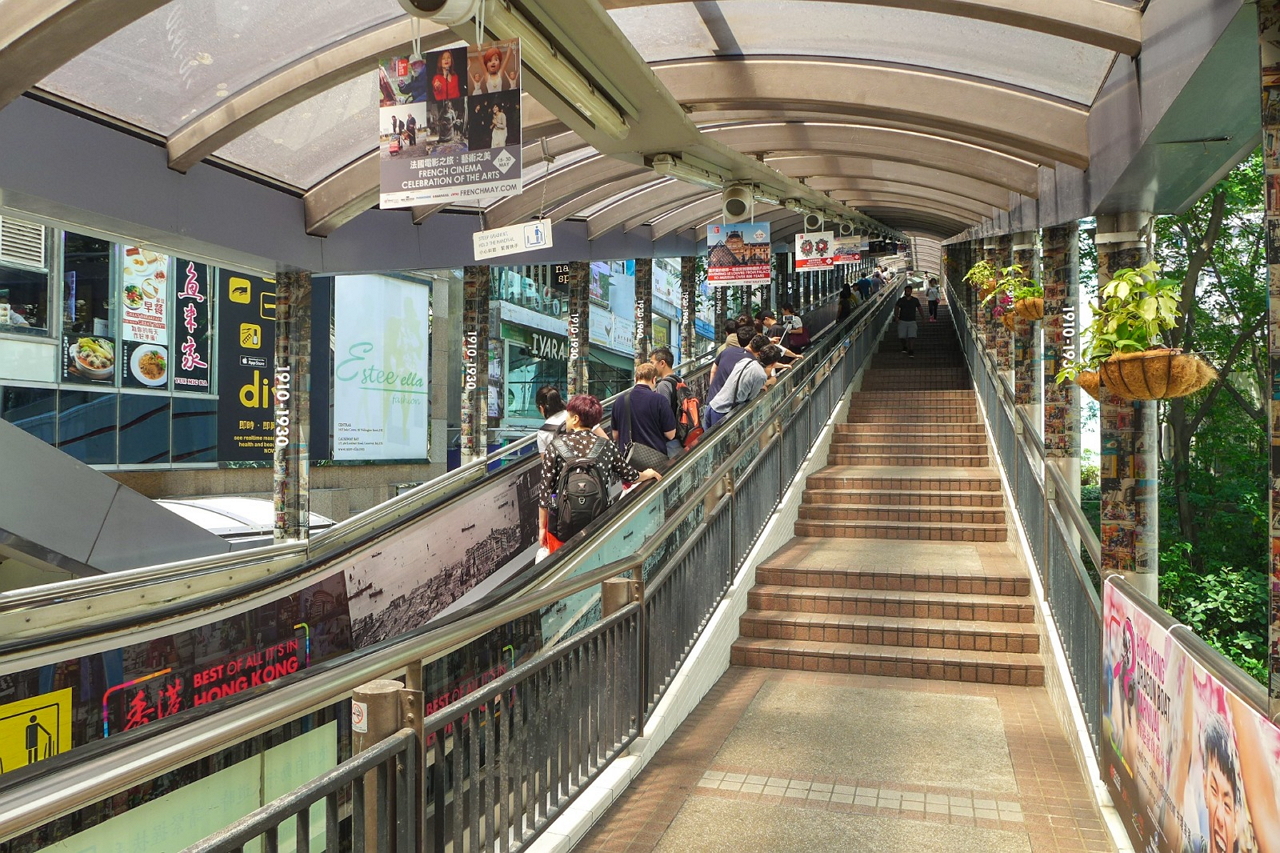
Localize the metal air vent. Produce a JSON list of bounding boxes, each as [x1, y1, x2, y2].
[[0, 216, 47, 270]]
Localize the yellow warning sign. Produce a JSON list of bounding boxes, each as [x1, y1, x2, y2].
[[0, 688, 72, 775]]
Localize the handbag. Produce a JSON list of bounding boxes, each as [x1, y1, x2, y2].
[[620, 389, 671, 471]]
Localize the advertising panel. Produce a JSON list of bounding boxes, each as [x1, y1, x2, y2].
[[333, 274, 430, 460], [378, 39, 522, 208], [217, 271, 276, 461], [1103, 578, 1280, 853], [795, 231, 836, 270], [707, 223, 771, 287], [832, 237, 864, 266], [652, 256, 682, 310], [120, 246, 170, 390], [0, 572, 350, 769], [61, 332, 117, 386], [173, 259, 212, 392]]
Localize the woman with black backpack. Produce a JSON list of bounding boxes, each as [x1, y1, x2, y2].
[[537, 394, 662, 555]]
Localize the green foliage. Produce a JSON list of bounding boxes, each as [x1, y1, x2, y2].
[[1158, 543, 1269, 682], [1012, 285, 1044, 301], [962, 259, 998, 287], [1056, 262, 1183, 382]]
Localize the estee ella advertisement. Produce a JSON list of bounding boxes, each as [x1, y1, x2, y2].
[[333, 274, 430, 460]]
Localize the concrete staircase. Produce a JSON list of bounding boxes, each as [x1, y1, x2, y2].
[[731, 304, 1045, 686]]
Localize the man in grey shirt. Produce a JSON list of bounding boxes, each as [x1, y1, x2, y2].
[[705, 334, 783, 429]]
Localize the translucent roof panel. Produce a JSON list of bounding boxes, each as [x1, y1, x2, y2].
[[38, 0, 404, 135], [214, 73, 378, 189], [610, 1, 1115, 105]]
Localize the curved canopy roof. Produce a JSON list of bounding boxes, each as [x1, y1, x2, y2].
[[3, 0, 1146, 243]]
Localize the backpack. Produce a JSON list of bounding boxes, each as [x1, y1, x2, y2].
[[658, 375, 704, 449], [550, 436, 610, 541]]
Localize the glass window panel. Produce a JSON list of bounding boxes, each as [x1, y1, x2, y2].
[[0, 265, 51, 337], [173, 397, 217, 463], [1, 386, 57, 444], [63, 233, 114, 337], [38, 0, 405, 136], [214, 73, 379, 188], [610, 1, 1114, 104], [58, 390, 117, 464], [119, 394, 171, 464]]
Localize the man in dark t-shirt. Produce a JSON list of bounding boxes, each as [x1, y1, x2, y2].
[[611, 362, 677, 456], [895, 284, 923, 358]]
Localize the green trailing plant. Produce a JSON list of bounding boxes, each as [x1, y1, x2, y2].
[[981, 263, 1041, 305], [1055, 261, 1182, 382], [962, 259, 998, 288]]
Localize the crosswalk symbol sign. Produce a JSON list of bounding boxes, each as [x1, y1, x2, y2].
[[0, 688, 72, 775]]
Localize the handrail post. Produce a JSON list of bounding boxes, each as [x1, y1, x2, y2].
[[352, 679, 413, 852], [603, 576, 646, 736]]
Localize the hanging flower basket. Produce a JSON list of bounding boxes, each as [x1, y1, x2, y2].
[[1096, 349, 1216, 400], [1013, 297, 1044, 321], [978, 278, 999, 299], [1075, 371, 1100, 400], [1000, 311, 1016, 331]]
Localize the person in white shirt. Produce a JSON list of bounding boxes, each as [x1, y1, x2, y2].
[[925, 277, 941, 322], [704, 335, 784, 429]]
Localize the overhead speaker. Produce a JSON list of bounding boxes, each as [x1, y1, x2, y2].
[[803, 213, 823, 231], [837, 222, 853, 237], [722, 185, 753, 221]]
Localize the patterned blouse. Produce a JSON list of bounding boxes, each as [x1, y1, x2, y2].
[[538, 429, 639, 510]]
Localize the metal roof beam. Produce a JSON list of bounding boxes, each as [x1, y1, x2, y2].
[[604, 0, 1141, 55], [767, 156, 1012, 208], [655, 58, 1089, 169], [588, 180, 709, 239], [0, 0, 169, 112]]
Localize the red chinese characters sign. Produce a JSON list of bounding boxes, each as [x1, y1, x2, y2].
[[173, 259, 212, 392]]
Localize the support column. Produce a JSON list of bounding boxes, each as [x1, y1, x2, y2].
[[461, 266, 490, 464], [634, 258, 652, 370], [566, 261, 591, 397], [992, 234, 1013, 373], [272, 269, 311, 543], [981, 238, 1000, 351], [680, 256, 697, 363], [1041, 224, 1082, 504], [714, 286, 728, 329], [1259, 3, 1280, 715], [429, 269, 462, 469], [1012, 233, 1039, 423], [1096, 213, 1158, 600]]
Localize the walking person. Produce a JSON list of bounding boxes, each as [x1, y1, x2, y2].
[[925, 277, 941, 322], [895, 284, 923, 358]]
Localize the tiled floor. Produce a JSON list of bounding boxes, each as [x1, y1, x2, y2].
[[575, 667, 1115, 853]]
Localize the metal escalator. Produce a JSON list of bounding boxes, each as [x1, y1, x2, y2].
[[0, 283, 898, 850]]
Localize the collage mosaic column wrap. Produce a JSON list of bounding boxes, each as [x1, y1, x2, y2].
[[1096, 215, 1158, 600], [634, 257, 652, 370], [993, 234, 1013, 372], [460, 266, 490, 464], [1259, 0, 1280, 710], [1041, 224, 1081, 459], [272, 269, 311, 543], [714, 286, 728, 332], [1012, 234, 1038, 406], [680, 256, 697, 363], [566, 260, 591, 398], [982, 239, 1000, 351]]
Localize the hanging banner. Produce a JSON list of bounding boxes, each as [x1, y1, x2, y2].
[[377, 39, 522, 208], [120, 247, 170, 389], [706, 223, 771, 287], [795, 232, 835, 270], [832, 237, 864, 266], [217, 271, 277, 461], [1103, 578, 1280, 853], [173, 259, 212, 392], [333, 274, 430, 460]]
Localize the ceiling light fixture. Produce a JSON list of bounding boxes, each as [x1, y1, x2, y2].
[[650, 154, 726, 190]]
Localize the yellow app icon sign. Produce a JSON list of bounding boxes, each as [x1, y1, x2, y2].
[[228, 277, 252, 304], [260, 291, 277, 321], [240, 323, 262, 349]]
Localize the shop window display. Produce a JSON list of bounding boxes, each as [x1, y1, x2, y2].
[[0, 265, 50, 336], [62, 232, 113, 338]]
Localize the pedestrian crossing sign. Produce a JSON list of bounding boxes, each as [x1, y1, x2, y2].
[[0, 688, 73, 775]]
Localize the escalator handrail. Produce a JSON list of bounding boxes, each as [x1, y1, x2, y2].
[[0, 281, 897, 845]]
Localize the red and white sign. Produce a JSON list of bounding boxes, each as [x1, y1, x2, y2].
[[795, 232, 835, 270]]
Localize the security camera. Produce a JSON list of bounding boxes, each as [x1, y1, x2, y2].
[[722, 185, 753, 221], [398, 0, 478, 24], [838, 222, 853, 237], [803, 212, 823, 231]]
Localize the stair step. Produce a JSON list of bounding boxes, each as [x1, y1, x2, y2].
[[797, 505, 1006, 524], [830, 433, 987, 446], [793, 518, 1006, 541], [804, 474, 1001, 491], [746, 585, 1033, 622], [846, 413, 981, 424], [826, 454, 989, 467], [738, 611, 1040, 653], [836, 422, 986, 435], [801, 488, 1004, 507], [729, 638, 1045, 685], [754, 563, 1028, 596]]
